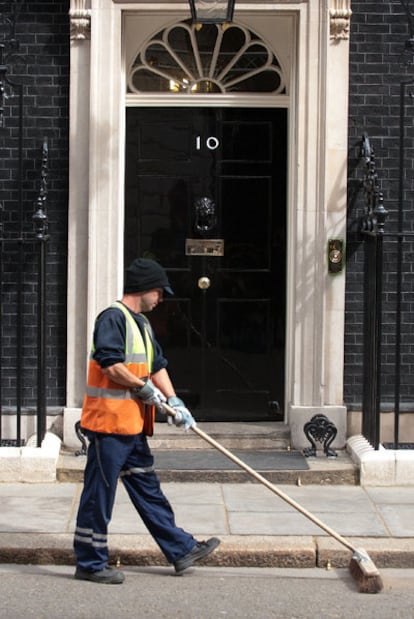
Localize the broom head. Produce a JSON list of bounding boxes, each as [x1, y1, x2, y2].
[[349, 548, 384, 593]]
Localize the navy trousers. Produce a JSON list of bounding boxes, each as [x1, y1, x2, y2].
[[74, 432, 196, 571]]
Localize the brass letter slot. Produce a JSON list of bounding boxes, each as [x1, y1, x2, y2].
[[185, 239, 224, 256]]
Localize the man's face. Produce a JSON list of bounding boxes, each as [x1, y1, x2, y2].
[[139, 288, 164, 312]]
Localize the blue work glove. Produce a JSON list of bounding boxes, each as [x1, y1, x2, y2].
[[167, 397, 196, 430], [132, 378, 166, 412]]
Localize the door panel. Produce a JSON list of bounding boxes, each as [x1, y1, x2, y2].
[[125, 107, 287, 421]]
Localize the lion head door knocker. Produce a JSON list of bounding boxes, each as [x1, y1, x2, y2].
[[194, 197, 216, 235]]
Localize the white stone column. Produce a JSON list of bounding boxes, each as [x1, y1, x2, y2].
[[63, 1, 353, 452], [65, 0, 125, 447], [287, 0, 350, 449], [87, 1, 125, 327], [66, 0, 91, 410]]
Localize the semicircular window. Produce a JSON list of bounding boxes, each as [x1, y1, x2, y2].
[[127, 21, 286, 94]]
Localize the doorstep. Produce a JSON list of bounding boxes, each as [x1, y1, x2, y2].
[[58, 420, 358, 485]]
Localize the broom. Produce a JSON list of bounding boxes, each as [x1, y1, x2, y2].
[[162, 403, 384, 593]]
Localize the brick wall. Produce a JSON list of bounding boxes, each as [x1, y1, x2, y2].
[[0, 1, 69, 409], [1, 1, 412, 415], [345, 0, 414, 410]]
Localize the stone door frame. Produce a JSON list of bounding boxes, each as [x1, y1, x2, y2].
[[65, 0, 351, 449]]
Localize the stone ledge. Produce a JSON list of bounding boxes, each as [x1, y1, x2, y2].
[[347, 434, 414, 486], [0, 534, 413, 569], [0, 432, 61, 483], [109, 535, 317, 569], [316, 536, 414, 569], [0, 534, 316, 568]]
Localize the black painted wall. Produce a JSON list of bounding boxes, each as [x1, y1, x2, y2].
[[345, 0, 414, 410], [0, 1, 69, 410], [0, 2, 412, 416]]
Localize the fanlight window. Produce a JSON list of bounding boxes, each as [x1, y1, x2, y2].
[[128, 21, 286, 94]]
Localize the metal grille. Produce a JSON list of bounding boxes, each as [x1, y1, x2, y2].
[[360, 135, 387, 450], [0, 439, 25, 447], [0, 2, 49, 448]]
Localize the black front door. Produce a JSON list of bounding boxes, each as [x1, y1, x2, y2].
[[125, 107, 287, 421]]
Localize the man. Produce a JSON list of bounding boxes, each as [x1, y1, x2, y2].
[[73, 258, 220, 584]]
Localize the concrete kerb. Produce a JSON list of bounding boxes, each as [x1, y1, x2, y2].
[[0, 534, 413, 569], [0, 534, 317, 568], [346, 434, 414, 486], [316, 537, 414, 569], [0, 432, 61, 483]]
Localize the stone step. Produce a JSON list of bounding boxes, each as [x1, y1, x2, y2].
[[58, 420, 358, 485], [70, 421, 291, 453], [148, 421, 291, 451], [57, 450, 358, 485]]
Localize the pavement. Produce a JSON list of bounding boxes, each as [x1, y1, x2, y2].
[[0, 477, 413, 571]]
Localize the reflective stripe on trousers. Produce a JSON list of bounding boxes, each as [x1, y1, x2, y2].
[[73, 432, 195, 571], [120, 465, 155, 476], [74, 527, 107, 548]]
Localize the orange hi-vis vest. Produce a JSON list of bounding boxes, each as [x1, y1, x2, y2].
[[80, 301, 155, 435]]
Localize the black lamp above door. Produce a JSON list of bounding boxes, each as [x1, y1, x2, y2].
[[188, 0, 235, 24]]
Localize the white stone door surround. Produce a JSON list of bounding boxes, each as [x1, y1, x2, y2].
[[65, 0, 351, 450]]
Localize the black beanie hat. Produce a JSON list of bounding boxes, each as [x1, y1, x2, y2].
[[124, 258, 174, 295]]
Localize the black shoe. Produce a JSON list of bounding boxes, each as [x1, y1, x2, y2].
[[74, 566, 125, 584], [174, 537, 221, 574]]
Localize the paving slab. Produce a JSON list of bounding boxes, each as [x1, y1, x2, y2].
[[221, 483, 374, 512], [375, 506, 414, 537], [0, 482, 412, 569], [364, 486, 414, 504]]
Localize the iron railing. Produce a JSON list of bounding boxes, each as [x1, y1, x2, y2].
[[0, 144, 50, 447], [392, 6, 414, 445], [0, 1, 49, 447], [358, 3, 414, 449], [359, 128, 414, 450], [359, 135, 388, 450]]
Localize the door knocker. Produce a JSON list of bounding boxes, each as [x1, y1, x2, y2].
[[194, 197, 216, 234]]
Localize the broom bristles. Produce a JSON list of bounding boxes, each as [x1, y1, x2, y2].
[[349, 548, 384, 594]]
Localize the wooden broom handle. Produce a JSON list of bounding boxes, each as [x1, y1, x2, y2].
[[162, 402, 355, 553]]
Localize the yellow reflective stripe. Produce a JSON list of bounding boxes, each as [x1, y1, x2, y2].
[[111, 302, 139, 357], [87, 302, 155, 370], [111, 302, 154, 372], [142, 319, 154, 371]]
